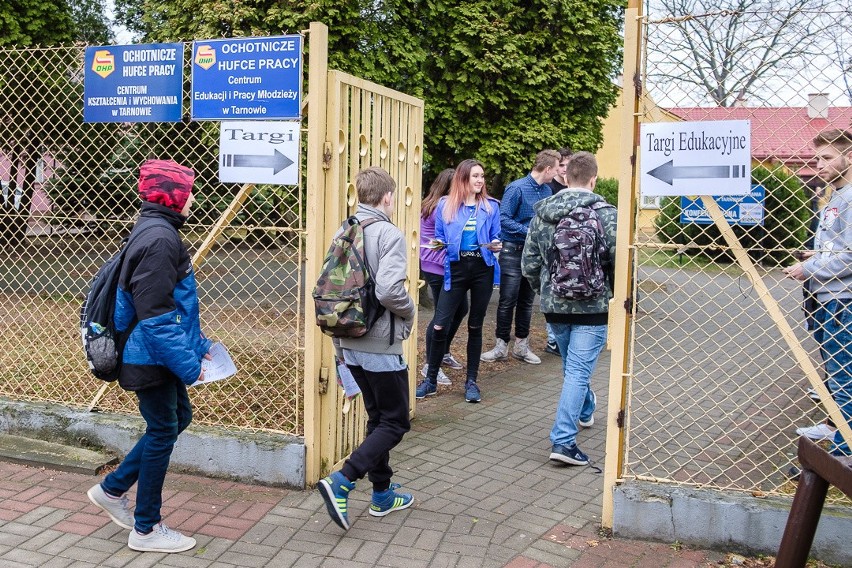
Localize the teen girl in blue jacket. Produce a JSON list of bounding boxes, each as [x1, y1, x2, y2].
[[416, 159, 501, 403]]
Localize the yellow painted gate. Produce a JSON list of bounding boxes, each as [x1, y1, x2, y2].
[[303, 24, 424, 483]]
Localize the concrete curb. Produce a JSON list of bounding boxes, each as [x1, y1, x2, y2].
[[613, 479, 852, 565], [0, 397, 305, 488]]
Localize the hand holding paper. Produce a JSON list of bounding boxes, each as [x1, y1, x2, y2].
[[420, 238, 445, 250], [191, 342, 237, 386]]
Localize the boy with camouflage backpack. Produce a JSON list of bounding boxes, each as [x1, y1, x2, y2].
[[521, 152, 617, 467], [317, 167, 416, 530]]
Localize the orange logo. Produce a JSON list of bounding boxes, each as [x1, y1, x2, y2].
[[195, 46, 216, 70], [92, 50, 114, 78]]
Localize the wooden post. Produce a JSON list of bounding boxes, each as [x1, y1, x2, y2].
[[602, 0, 643, 529], [303, 21, 329, 485]]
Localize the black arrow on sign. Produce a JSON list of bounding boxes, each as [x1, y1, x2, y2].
[[221, 149, 294, 175], [647, 160, 746, 185]]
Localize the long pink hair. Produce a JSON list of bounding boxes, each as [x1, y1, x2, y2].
[[442, 159, 492, 223]]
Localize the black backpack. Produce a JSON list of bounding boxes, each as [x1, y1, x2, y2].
[[80, 219, 171, 381]]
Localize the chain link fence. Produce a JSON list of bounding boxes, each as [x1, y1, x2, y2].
[[626, 1, 852, 503], [0, 44, 304, 434]]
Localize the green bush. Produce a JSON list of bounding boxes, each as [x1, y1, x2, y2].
[[653, 165, 811, 265], [596, 177, 618, 206]]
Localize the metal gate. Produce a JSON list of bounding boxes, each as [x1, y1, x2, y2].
[[303, 24, 424, 483], [603, 0, 852, 525]]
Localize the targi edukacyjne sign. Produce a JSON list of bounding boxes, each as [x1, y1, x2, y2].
[[83, 44, 184, 123], [191, 36, 303, 121]]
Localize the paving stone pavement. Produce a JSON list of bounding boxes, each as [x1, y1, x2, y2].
[[0, 316, 733, 566]]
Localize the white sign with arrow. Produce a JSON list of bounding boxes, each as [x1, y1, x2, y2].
[[640, 119, 751, 197], [219, 120, 299, 185]]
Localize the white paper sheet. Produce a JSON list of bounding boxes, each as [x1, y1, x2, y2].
[[190, 342, 237, 386]]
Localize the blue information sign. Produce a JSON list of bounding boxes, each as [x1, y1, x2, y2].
[[83, 44, 184, 123], [680, 184, 765, 226], [190, 36, 303, 121]]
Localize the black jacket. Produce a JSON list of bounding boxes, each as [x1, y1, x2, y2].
[[114, 203, 211, 390]]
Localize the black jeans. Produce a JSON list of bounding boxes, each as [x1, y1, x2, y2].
[[426, 256, 494, 384], [495, 242, 535, 342], [424, 271, 469, 364], [340, 365, 410, 491]]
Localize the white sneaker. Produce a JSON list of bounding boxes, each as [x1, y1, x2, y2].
[[421, 364, 451, 385], [442, 353, 464, 370], [511, 337, 541, 365], [87, 484, 134, 530], [128, 523, 196, 553], [481, 338, 509, 362], [579, 391, 597, 428], [795, 423, 836, 441]]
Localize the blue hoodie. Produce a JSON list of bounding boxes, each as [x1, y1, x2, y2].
[[434, 196, 501, 290]]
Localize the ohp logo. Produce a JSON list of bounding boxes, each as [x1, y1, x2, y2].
[[92, 50, 114, 78], [195, 46, 216, 70]]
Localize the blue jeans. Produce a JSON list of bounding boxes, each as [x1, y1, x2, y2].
[[495, 242, 535, 342], [102, 375, 192, 533], [549, 322, 607, 448], [546, 323, 556, 346], [814, 300, 852, 456]]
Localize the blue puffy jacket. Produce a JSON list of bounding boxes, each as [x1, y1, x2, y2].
[[114, 203, 212, 390]]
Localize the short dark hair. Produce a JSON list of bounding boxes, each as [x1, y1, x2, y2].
[[356, 167, 396, 206], [566, 151, 598, 186], [532, 149, 560, 172], [557, 147, 573, 160], [814, 129, 852, 154]]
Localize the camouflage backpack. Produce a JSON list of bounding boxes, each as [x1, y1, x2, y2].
[[313, 217, 387, 339], [547, 202, 612, 300]]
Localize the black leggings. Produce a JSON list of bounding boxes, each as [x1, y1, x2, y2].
[[423, 271, 469, 364], [426, 256, 494, 384]]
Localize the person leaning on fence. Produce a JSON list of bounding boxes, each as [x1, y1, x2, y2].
[[416, 159, 502, 403], [86, 159, 213, 553], [481, 149, 561, 366], [783, 128, 852, 458], [521, 152, 617, 466], [420, 168, 469, 385], [318, 166, 417, 531]]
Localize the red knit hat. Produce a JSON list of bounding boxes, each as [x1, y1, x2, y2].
[[138, 159, 195, 212]]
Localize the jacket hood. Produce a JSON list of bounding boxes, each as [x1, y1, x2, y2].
[[533, 190, 607, 224]]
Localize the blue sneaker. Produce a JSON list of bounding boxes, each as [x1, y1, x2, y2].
[[318, 471, 355, 530], [549, 443, 589, 466], [369, 483, 413, 517], [415, 380, 437, 399], [464, 380, 481, 403]]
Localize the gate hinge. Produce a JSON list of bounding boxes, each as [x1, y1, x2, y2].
[[322, 142, 332, 170], [319, 366, 329, 394], [616, 409, 625, 428], [623, 297, 633, 313]]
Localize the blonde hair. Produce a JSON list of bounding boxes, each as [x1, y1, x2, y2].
[[532, 149, 560, 172]]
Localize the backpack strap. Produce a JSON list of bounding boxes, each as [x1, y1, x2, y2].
[[347, 216, 396, 345]]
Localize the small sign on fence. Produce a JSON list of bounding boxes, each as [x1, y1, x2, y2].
[[83, 43, 184, 123], [680, 185, 765, 226], [219, 121, 300, 184]]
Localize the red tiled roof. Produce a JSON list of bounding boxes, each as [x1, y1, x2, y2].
[[664, 106, 852, 176]]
